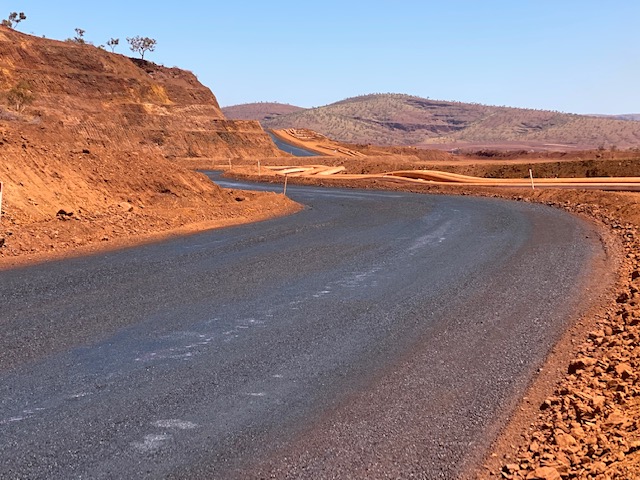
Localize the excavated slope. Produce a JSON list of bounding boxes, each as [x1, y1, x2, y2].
[[0, 27, 281, 159], [0, 26, 283, 228]]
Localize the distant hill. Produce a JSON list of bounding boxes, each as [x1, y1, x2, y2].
[[602, 114, 640, 122], [223, 102, 305, 122], [232, 94, 640, 150]]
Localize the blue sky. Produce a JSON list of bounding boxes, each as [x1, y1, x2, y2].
[[12, 1, 640, 114]]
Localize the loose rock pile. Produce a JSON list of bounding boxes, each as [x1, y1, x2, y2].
[[494, 202, 640, 479]]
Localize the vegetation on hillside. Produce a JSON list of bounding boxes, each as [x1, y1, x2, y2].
[[2, 10, 155, 61], [2, 11, 25, 29], [5, 81, 34, 112], [106, 38, 119, 52], [127, 36, 156, 60], [233, 94, 640, 149]]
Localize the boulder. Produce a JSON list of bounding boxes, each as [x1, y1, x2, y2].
[[526, 466, 561, 480]]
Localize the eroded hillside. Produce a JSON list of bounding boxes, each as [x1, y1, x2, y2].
[[0, 26, 294, 262], [0, 27, 283, 159]]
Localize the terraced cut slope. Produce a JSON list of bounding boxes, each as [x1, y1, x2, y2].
[[0, 26, 295, 263], [0, 28, 283, 159], [229, 95, 640, 150]]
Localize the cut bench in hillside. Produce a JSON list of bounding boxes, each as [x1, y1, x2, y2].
[[0, 25, 294, 261]]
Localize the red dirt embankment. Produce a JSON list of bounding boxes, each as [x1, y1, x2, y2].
[[0, 26, 296, 266], [0, 124, 299, 267]]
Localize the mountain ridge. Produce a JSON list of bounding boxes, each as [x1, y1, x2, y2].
[[223, 94, 640, 150]]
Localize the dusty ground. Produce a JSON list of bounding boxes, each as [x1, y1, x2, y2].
[[0, 122, 299, 270]]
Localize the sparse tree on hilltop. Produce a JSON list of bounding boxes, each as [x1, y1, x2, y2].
[[2, 11, 26, 29], [106, 37, 119, 53], [127, 36, 156, 60], [73, 28, 86, 44]]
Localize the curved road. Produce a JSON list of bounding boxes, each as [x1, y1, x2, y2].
[[267, 131, 320, 157], [0, 177, 604, 478]]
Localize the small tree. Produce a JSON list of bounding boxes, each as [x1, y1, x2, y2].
[[6, 81, 34, 112], [73, 28, 86, 44], [2, 12, 26, 29], [106, 37, 119, 53], [127, 36, 156, 60]]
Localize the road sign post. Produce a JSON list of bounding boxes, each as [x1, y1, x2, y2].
[[0, 182, 3, 222]]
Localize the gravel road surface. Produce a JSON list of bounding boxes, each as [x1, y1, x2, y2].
[[0, 176, 604, 478]]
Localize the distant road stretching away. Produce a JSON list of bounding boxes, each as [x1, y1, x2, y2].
[[266, 131, 320, 157], [0, 176, 604, 478]]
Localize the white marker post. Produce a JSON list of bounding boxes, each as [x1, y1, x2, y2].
[[258, 160, 261, 177], [228, 158, 232, 171], [283, 174, 288, 196], [529, 168, 535, 190], [0, 182, 3, 223]]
